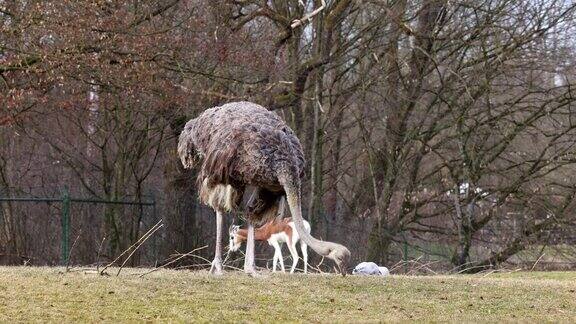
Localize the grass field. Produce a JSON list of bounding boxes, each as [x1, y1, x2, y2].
[[0, 267, 575, 322]]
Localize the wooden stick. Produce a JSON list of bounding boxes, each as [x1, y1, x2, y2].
[[96, 235, 106, 273], [116, 223, 164, 276], [65, 230, 83, 272], [100, 219, 163, 275], [530, 253, 546, 271], [138, 245, 208, 277]]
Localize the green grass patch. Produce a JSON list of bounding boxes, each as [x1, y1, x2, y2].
[[0, 267, 575, 322]]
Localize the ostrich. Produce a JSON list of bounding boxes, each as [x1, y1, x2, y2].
[[177, 101, 350, 275]]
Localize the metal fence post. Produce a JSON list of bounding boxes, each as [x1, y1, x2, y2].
[[61, 187, 71, 266]]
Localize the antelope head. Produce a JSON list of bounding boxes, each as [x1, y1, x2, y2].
[[228, 224, 242, 252]]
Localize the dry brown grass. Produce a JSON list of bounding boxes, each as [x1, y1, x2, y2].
[[0, 267, 575, 322]]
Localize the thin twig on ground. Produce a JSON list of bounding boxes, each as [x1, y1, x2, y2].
[[305, 256, 325, 275], [96, 235, 106, 273], [389, 260, 405, 273], [116, 222, 164, 276], [406, 260, 440, 275], [139, 245, 208, 277], [99, 219, 163, 276], [65, 230, 83, 272], [173, 263, 212, 271]]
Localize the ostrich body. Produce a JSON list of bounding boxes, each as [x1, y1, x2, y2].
[[178, 101, 350, 275]]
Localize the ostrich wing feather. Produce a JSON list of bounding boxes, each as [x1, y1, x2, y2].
[[179, 101, 305, 190]]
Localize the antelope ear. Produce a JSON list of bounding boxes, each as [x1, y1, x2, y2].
[[228, 224, 234, 233]]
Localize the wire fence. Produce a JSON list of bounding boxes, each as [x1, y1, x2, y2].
[[2, 188, 575, 272], [0, 187, 157, 266]]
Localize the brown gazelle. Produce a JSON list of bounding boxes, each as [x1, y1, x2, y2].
[[229, 217, 311, 274], [178, 102, 350, 275]]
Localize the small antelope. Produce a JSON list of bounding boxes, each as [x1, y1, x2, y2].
[[229, 217, 311, 273]]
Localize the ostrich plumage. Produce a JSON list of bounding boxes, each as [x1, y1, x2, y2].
[[178, 101, 350, 275]]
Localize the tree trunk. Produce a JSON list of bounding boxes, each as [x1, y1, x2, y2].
[[451, 190, 474, 269], [0, 137, 25, 262]]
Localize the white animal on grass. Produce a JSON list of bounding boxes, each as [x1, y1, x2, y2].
[[229, 217, 311, 274], [352, 262, 390, 276]]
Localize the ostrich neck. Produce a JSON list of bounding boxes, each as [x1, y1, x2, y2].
[[283, 182, 333, 256]]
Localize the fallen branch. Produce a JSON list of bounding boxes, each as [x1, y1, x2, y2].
[[530, 253, 546, 271], [65, 230, 83, 272], [305, 256, 325, 275], [174, 263, 212, 271], [389, 260, 406, 273], [116, 222, 164, 276], [99, 219, 163, 276], [138, 245, 208, 277], [406, 260, 439, 275], [96, 235, 107, 273]]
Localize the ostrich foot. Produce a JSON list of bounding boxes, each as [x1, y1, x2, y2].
[[245, 269, 260, 277], [210, 258, 223, 275], [243, 264, 257, 276], [243, 261, 259, 276]]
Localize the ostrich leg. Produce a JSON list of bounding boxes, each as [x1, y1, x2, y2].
[[209, 210, 223, 275], [243, 222, 256, 274], [276, 196, 286, 222]]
